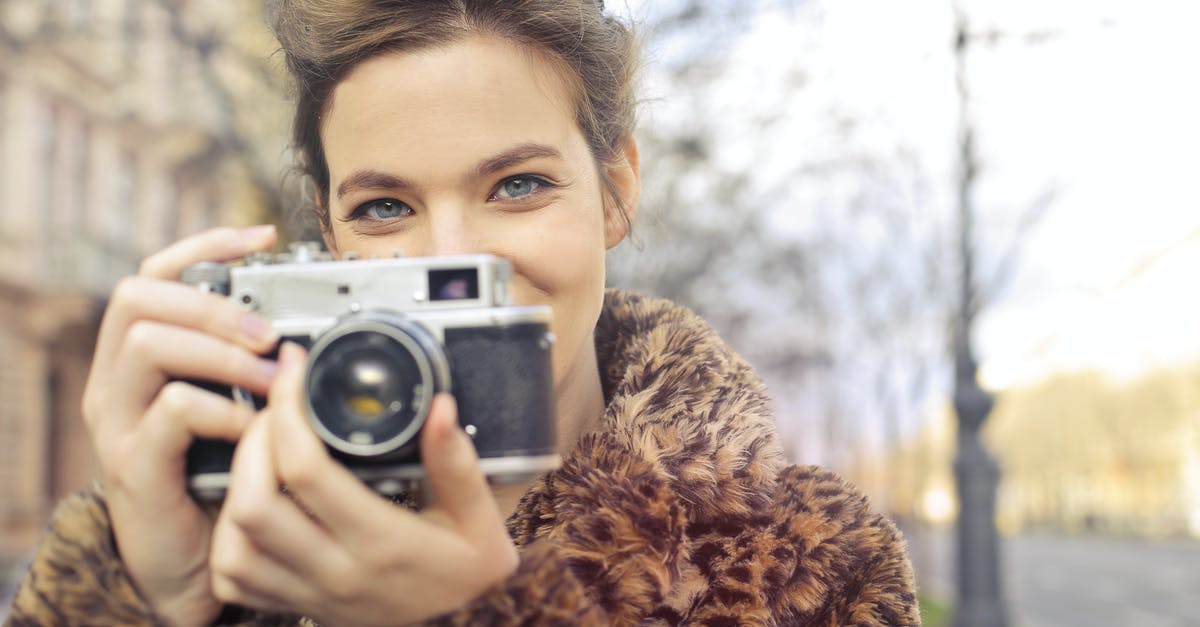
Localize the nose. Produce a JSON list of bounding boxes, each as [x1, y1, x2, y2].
[[420, 203, 478, 257]]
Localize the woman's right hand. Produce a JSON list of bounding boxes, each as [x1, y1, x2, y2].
[[81, 225, 282, 627]]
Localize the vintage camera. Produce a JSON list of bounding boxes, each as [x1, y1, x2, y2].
[[181, 242, 559, 502]]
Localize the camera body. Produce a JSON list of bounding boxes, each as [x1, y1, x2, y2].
[[183, 242, 558, 502]]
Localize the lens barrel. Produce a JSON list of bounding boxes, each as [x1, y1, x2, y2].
[[305, 312, 450, 459]]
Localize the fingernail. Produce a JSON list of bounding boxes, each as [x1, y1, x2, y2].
[[240, 314, 278, 343], [240, 224, 276, 243]]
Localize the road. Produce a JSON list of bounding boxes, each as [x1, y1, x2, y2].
[[1005, 534, 1200, 627]]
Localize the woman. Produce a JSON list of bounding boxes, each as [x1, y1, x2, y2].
[[8, 1, 919, 625]]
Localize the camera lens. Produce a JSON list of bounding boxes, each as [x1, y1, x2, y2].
[[305, 313, 450, 459]]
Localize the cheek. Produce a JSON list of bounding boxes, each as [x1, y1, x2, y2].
[[506, 231, 607, 384]]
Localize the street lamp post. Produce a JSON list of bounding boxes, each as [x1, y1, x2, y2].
[[951, 3, 1008, 624], [951, 343, 1008, 627]]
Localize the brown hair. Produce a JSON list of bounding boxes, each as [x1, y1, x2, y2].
[[268, 0, 640, 233]]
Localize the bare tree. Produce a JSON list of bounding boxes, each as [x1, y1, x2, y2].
[[610, 0, 955, 479]]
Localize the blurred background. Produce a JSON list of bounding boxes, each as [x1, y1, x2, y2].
[[1, 0, 1197, 625]]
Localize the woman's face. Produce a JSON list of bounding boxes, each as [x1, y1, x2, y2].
[[320, 36, 637, 396]]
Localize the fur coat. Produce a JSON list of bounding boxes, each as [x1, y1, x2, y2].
[[7, 290, 920, 626]]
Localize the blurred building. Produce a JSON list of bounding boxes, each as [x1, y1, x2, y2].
[[0, 0, 286, 592]]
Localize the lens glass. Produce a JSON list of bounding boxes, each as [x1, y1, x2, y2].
[[340, 356, 398, 421]]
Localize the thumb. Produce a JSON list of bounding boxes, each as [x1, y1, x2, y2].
[[420, 394, 504, 538]]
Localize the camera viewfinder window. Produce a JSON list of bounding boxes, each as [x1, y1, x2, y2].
[[429, 268, 479, 301]]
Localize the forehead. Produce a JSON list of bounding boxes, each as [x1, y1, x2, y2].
[[321, 36, 583, 169]]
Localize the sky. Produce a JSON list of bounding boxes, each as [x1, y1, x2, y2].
[[624, 0, 1200, 393], [965, 0, 1200, 387]]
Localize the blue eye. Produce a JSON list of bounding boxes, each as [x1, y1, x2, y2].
[[354, 199, 412, 221], [493, 176, 548, 200]]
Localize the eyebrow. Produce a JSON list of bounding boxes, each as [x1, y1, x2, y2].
[[473, 143, 564, 178], [334, 143, 565, 201], [336, 170, 415, 200]]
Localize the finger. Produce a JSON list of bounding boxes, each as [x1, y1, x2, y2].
[[100, 322, 278, 436], [210, 513, 316, 615], [221, 412, 353, 580], [102, 381, 255, 499], [419, 393, 507, 541], [93, 277, 279, 372], [211, 571, 292, 617], [139, 225, 277, 280], [141, 380, 256, 460], [265, 343, 424, 545]]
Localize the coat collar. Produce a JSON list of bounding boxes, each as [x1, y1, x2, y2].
[[509, 290, 785, 540]]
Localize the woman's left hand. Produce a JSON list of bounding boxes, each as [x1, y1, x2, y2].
[[209, 342, 518, 626]]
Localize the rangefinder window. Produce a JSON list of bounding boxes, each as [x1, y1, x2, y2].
[[429, 268, 479, 301]]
